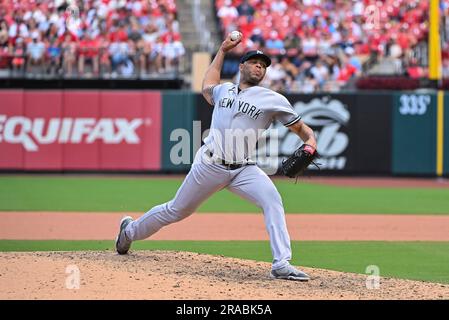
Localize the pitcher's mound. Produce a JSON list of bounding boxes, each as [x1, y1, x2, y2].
[[1, 251, 448, 300]]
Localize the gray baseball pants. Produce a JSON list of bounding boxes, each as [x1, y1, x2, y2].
[[125, 145, 292, 270]]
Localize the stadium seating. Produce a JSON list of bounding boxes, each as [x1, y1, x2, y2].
[[0, 0, 185, 78], [215, 0, 449, 92]]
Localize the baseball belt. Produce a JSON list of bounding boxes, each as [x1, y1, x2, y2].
[[206, 149, 253, 170]]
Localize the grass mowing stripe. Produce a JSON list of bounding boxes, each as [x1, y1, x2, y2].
[[1, 176, 449, 214], [1, 240, 448, 284]]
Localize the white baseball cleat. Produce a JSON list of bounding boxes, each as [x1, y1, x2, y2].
[[270, 265, 310, 281], [115, 216, 133, 255]]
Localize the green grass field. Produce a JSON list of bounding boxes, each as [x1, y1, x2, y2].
[[1, 240, 448, 284], [1, 176, 449, 214]]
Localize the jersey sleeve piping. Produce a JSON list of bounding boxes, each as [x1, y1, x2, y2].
[[283, 115, 301, 127]]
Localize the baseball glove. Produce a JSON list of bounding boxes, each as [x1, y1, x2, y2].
[[281, 144, 320, 180]]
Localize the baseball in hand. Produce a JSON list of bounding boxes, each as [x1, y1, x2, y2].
[[230, 31, 242, 41]]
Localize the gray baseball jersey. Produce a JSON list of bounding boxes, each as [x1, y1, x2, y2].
[[124, 82, 302, 271], [206, 82, 300, 163]]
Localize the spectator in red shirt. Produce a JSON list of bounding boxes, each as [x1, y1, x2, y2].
[[237, 15, 254, 38], [11, 37, 26, 75], [58, 30, 77, 43], [396, 28, 411, 51], [78, 33, 100, 76], [109, 23, 128, 43], [160, 24, 181, 45], [337, 61, 357, 82]]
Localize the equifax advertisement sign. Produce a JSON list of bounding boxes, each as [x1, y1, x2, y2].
[[0, 116, 143, 152], [0, 90, 162, 170]]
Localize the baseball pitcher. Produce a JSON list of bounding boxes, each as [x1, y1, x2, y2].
[[116, 32, 318, 281]]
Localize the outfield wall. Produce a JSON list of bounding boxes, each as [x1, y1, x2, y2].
[[0, 89, 447, 176]]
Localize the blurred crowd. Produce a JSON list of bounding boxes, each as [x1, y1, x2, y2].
[[0, 0, 185, 78], [216, 0, 449, 92]]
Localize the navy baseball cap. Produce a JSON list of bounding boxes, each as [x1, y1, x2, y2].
[[240, 50, 271, 67]]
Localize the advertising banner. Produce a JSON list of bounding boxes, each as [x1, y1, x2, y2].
[[161, 91, 196, 172], [0, 90, 24, 169], [194, 93, 393, 175], [272, 94, 357, 172], [392, 92, 436, 175], [63, 91, 101, 169], [0, 90, 162, 171]]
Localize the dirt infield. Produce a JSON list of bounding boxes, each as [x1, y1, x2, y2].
[[2, 211, 449, 299], [1, 251, 448, 300], [1, 212, 449, 241]]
